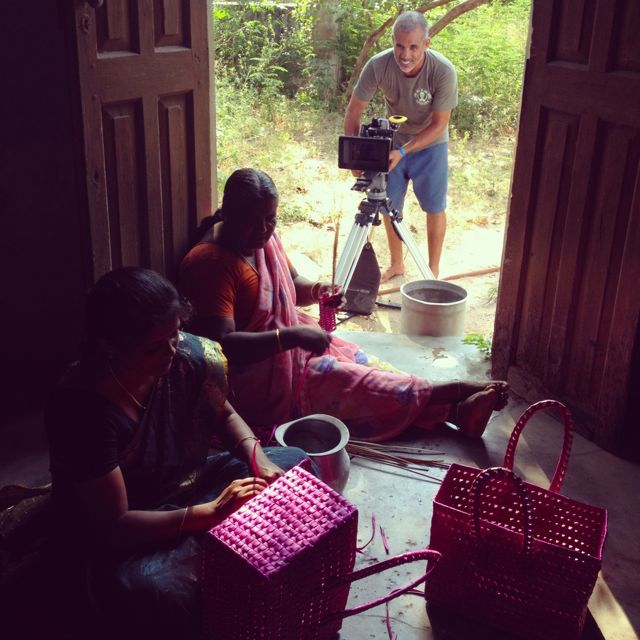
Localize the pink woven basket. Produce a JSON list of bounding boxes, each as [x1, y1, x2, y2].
[[318, 292, 338, 332], [203, 463, 440, 639], [425, 400, 608, 640]]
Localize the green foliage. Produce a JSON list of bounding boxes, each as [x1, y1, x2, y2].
[[430, 0, 531, 135], [485, 285, 499, 304], [214, 78, 343, 207], [334, 0, 399, 87], [213, 2, 314, 100], [215, 76, 292, 194], [213, 0, 530, 135], [463, 332, 493, 358]]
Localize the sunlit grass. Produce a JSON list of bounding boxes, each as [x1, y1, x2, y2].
[[215, 82, 515, 232]]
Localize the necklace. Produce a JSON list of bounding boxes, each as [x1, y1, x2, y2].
[[215, 228, 258, 274], [240, 253, 258, 274], [108, 362, 148, 411]]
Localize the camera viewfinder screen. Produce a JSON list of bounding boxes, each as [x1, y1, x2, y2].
[[338, 136, 391, 173]]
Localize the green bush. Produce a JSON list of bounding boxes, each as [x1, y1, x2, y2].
[[213, 2, 314, 100], [335, 0, 399, 88], [429, 0, 530, 135], [213, 0, 531, 136]]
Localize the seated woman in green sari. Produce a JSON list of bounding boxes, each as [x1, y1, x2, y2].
[[45, 267, 308, 639]]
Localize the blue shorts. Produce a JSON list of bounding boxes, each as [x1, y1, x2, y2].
[[386, 142, 448, 214]]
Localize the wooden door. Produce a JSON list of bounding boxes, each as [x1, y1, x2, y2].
[[493, 0, 640, 451], [75, 0, 215, 280]]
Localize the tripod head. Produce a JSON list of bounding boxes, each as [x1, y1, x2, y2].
[[352, 170, 388, 196], [352, 173, 399, 226], [351, 171, 394, 225]]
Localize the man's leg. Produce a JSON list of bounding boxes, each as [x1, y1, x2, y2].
[[381, 215, 405, 282], [383, 158, 410, 282], [426, 211, 446, 279], [410, 142, 449, 279]]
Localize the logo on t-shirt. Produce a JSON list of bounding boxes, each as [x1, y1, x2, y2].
[[414, 88, 432, 106]]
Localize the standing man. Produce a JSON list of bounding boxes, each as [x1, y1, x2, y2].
[[344, 11, 458, 280]]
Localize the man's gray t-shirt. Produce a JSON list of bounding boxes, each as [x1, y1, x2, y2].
[[354, 48, 457, 148]]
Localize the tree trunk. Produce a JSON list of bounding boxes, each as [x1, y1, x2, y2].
[[312, 0, 341, 99]]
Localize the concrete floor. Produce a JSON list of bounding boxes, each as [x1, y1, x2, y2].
[[336, 331, 639, 640], [1, 331, 638, 639]]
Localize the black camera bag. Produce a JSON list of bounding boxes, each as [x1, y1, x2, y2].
[[343, 242, 380, 315]]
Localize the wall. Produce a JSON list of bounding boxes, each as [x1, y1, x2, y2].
[[0, 1, 88, 423]]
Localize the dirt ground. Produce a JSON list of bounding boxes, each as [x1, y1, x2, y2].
[[278, 181, 505, 340]]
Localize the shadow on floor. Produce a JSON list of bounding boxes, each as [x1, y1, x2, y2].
[[426, 602, 604, 640]]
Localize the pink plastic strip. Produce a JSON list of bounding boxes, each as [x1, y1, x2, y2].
[[380, 525, 390, 555], [385, 602, 396, 640], [356, 512, 377, 552], [503, 399, 574, 493]]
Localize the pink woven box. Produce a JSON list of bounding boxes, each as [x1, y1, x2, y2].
[[425, 400, 608, 640], [202, 463, 358, 640]]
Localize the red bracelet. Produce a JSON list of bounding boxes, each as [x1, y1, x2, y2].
[[234, 435, 259, 451]]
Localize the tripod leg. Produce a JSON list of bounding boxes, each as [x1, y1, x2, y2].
[[335, 221, 363, 282], [391, 218, 435, 280], [334, 222, 371, 292]]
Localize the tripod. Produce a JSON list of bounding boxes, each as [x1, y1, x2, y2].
[[334, 171, 435, 293]]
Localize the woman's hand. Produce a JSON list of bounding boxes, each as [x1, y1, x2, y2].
[[282, 326, 331, 355], [317, 284, 345, 309], [254, 457, 285, 484], [207, 477, 267, 525]]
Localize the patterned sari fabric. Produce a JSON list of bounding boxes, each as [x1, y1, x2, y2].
[[116, 334, 229, 506], [48, 333, 230, 521], [228, 234, 449, 441]]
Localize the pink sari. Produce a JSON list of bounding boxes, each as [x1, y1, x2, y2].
[[227, 234, 449, 441]]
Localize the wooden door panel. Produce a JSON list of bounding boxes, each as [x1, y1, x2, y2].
[[97, 0, 139, 53], [611, 2, 640, 71], [511, 110, 578, 381], [76, 0, 212, 280], [102, 100, 148, 267], [493, 0, 640, 450], [565, 124, 639, 401], [549, 0, 595, 63], [154, 0, 190, 47], [158, 93, 193, 275]]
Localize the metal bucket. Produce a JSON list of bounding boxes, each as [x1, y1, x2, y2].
[[274, 414, 350, 494], [400, 279, 467, 336]]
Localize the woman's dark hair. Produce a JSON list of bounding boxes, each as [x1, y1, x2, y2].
[[220, 168, 278, 221], [83, 267, 191, 357]]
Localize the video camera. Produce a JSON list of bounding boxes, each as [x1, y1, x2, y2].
[[338, 116, 406, 174]]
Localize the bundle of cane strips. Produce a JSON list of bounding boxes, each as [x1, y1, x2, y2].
[[346, 440, 449, 484]]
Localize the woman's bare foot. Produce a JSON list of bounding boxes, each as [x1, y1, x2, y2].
[[380, 264, 405, 283], [450, 381, 509, 439], [486, 381, 509, 410]]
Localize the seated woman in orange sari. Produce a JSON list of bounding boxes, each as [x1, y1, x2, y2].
[[179, 168, 508, 442]]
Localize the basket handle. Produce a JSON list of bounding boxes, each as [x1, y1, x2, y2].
[[471, 467, 534, 556], [324, 549, 441, 622], [502, 399, 574, 493]]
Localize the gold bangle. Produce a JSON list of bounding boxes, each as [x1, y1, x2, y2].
[[233, 435, 259, 451], [310, 281, 322, 301], [275, 327, 284, 351]]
